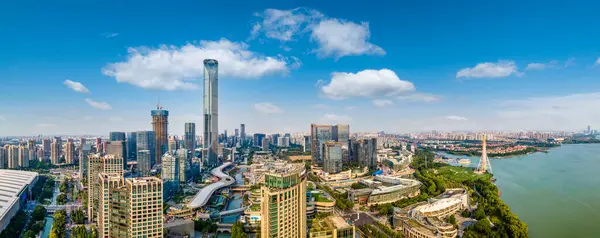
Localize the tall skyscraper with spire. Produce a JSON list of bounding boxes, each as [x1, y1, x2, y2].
[[152, 104, 169, 165], [203, 59, 219, 167]]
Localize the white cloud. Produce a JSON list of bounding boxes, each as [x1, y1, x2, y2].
[[397, 93, 441, 102], [526, 59, 575, 70], [525, 63, 546, 70], [251, 8, 384, 59], [251, 8, 323, 41], [595, 58, 600, 65], [320, 69, 415, 100], [0, 116, 6, 121], [102, 38, 294, 91], [372, 99, 394, 107], [63, 80, 90, 93], [319, 114, 352, 124], [103, 32, 119, 38], [445, 115, 468, 121], [85, 98, 112, 110], [456, 61, 518, 78], [254, 102, 283, 114], [310, 19, 385, 59]]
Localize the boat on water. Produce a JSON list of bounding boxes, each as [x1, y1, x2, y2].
[[458, 158, 471, 164]]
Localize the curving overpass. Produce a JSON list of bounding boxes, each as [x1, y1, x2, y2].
[[189, 162, 236, 209]]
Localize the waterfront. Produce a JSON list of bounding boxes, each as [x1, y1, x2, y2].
[[440, 144, 600, 237]]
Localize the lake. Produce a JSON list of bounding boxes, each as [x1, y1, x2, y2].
[[440, 144, 600, 237]]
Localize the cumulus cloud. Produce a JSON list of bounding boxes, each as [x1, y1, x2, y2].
[[372, 99, 394, 107], [311, 19, 385, 58], [85, 98, 112, 110], [320, 69, 415, 100], [254, 102, 283, 114], [250, 8, 323, 41], [102, 38, 293, 91], [251, 8, 384, 59], [63, 80, 90, 93], [445, 115, 468, 121], [320, 113, 352, 124], [456, 61, 518, 78], [397, 93, 441, 102]]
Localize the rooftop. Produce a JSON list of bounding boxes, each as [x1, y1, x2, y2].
[[414, 198, 462, 214], [0, 170, 38, 220], [310, 216, 351, 232]]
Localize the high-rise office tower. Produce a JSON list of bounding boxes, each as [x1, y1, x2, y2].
[[109, 132, 126, 142], [0, 146, 6, 168], [234, 128, 239, 138], [79, 144, 91, 179], [332, 124, 350, 143], [311, 124, 333, 165], [151, 105, 169, 164], [136, 131, 156, 166], [253, 134, 266, 147], [277, 137, 290, 147], [168, 137, 178, 152], [352, 138, 377, 169], [240, 124, 246, 141], [203, 59, 219, 167], [95, 137, 102, 153], [17, 143, 29, 168], [106, 176, 163, 238], [8, 145, 18, 168], [88, 154, 124, 222], [65, 139, 75, 164], [106, 141, 127, 169], [303, 136, 311, 153], [271, 134, 280, 146], [323, 141, 343, 173], [178, 149, 189, 183], [262, 138, 269, 151], [260, 163, 307, 238], [184, 122, 196, 153], [137, 150, 151, 176], [127, 132, 137, 160], [97, 172, 124, 238]]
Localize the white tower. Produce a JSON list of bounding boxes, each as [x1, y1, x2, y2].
[[475, 134, 492, 174]]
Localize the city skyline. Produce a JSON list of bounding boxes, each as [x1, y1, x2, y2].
[[3, 1, 600, 136]]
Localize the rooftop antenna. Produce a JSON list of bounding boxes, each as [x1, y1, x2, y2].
[[157, 95, 163, 110]]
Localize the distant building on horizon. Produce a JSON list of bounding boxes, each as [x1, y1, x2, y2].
[[65, 138, 75, 164]]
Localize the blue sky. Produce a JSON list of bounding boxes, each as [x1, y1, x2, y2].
[[2, 1, 600, 136]]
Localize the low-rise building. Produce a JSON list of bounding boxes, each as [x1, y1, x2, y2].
[[309, 216, 355, 238]]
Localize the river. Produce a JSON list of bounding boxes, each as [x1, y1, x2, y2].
[[439, 144, 600, 237]]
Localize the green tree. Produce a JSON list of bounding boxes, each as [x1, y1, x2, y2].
[[71, 209, 86, 224], [73, 225, 89, 238], [231, 222, 248, 238], [56, 193, 67, 205], [448, 215, 456, 225], [32, 205, 47, 221]]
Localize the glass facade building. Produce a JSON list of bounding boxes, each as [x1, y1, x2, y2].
[[203, 59, 219, 167], [136, 131, 156, 166]]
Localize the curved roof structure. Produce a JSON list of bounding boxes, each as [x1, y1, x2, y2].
[[189, 162, 235, 209]]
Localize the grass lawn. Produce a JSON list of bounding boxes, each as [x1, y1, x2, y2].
[[313, 193, 333, 202], [435, 166, 492, 183]]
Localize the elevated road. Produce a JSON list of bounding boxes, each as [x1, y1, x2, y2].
[[189, 162, 235, 209]]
